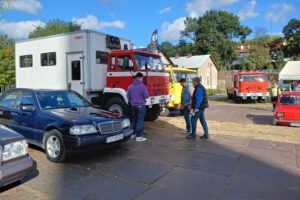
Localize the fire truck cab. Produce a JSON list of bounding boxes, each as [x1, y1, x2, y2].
[[15, 30, 173, 121], [226, 71, 269, 102]]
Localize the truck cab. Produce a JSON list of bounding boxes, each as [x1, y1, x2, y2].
[[226, 71, 269, 102], [104, 50, 172, 121], [166, 67, 197, 110]]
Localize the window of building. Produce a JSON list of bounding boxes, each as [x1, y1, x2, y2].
[[20, 55, 33, 68], [41, 52, 56, 66], [117, 56, 133, 71], [96, 51, 108, 64]]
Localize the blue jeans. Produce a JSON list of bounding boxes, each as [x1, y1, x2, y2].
[[131, 105, 146, 137], [191, 109, 209, 136], [183, 105, 191, 132]]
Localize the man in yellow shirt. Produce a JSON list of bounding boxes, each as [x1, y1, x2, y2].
[[270, 83, 278, 111]]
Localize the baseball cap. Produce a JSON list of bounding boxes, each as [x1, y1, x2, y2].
[[192, 77, 201, 82]]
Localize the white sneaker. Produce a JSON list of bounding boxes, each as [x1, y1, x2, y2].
[[131, 134, 136, 139], [136, 137, 147, 142], [183, 130, 192, 134]]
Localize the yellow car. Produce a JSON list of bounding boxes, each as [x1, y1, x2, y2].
[[166, 67, 197, 110]]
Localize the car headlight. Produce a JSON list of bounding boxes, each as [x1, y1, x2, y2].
[[70, 124, 97, 135], [277, 112, 284, 117], [121, 119, 131, 128], [2, 140, 28, 162]]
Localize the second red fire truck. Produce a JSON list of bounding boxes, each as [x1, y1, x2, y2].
[[226, 71, 269, 102]]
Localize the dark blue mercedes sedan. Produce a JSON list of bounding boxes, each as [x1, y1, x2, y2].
[[0, 89, 133, 163]]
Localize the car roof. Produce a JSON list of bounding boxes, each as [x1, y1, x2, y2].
[[281, 91, 300, 95]]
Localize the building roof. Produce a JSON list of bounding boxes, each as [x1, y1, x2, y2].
[[279, 61, 300, 80], [170, 55, 212, 69]]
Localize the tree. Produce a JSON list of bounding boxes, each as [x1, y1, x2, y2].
[[29, 20, 81, 39], [283, 18, 300, 58], [0, 35, 15, 86], [182, 10, 252, 68]]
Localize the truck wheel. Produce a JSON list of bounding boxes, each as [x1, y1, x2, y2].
[[145, 104, 160, 121], [44, 130, 66, 163], [105, 96, 129, 116], [227, 90, 232, 99], [234, 92, 241, 103]]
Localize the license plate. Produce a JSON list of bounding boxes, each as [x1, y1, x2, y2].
[[106, 134, 124, 143], [290, 123, 300, 127]]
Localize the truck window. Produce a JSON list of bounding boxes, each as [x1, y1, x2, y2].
[[20, 55, 33, 68], [71, 61, 81, 80], [19, 91, 34, 106], [41, 52, 56, 66], [96, 51, 108, 64], [117, 56, 133, 71], [110, 56, 116, 70]]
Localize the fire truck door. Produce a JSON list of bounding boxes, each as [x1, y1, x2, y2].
[[67, 53, 84, 96]]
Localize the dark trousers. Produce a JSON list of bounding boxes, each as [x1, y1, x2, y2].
[[131, 105, 146, 137], [183, 105, 191, 132], [191, 109, 209, 136], [271, 96, 277, 110]]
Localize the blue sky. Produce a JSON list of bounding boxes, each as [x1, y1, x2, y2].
[[1, 0, 300, 47]]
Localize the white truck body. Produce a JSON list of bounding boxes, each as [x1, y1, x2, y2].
[[15, 30, 132, 100]]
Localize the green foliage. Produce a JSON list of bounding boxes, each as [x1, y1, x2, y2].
[[0, 35, 15, 86], [283, 18, 300, 58], [160, 40, 196, 57], [182, 10, 252, 68], [29, 19, 81, 39]]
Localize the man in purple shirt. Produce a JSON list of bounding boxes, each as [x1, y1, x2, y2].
[[127, 72, 149, 142]]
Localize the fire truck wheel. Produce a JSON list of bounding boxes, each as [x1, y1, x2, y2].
[[144, 105, 160, 121], [105, 96, 129, 116], [227, 90, 233, 99]]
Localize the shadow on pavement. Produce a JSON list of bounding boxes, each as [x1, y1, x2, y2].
[[1, 117, 300, 200], [246, 114, 274, 125]]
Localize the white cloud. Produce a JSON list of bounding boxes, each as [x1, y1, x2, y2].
[[159, 7, 171, 14], [0, 20, 45, 39], [186, 0, 239, 17], [238, 0, 258, 20], [10, 0, 42, 15], [161, 17, 186, 40], [265, 3, 294, 23], [72, 15, 125, 30]]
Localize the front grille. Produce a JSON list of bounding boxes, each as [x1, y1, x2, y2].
[[98, 121, 123, 134]]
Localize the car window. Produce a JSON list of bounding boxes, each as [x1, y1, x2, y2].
[[36, 91, 89, 109], [0, 91, 20, 108], [19, 92, 35, 105]]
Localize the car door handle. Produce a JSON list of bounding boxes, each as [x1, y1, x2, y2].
[[11, 112, 18, 116]]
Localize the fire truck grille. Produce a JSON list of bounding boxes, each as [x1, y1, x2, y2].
[[98, 121, 123, 134]]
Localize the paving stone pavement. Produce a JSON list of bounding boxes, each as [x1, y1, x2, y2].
[[0, 120, 300, 200]]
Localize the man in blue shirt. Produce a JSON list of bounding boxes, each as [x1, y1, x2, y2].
[[180, 78, 193, 134], [187, 77, 209, 140]]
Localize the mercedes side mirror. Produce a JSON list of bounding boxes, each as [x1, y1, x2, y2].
[[21, 105, 35, 112]]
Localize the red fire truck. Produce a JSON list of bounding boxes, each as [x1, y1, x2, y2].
[[15, 30, 173, 121], [226, 71, 269, 102]]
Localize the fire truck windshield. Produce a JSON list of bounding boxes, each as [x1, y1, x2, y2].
[[134, 54, 165, 71], [240, 74, 267, 82], [173, 72, 197, 83]]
